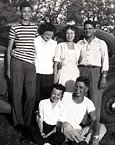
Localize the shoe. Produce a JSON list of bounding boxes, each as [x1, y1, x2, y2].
[[15, 124, 24, 133]]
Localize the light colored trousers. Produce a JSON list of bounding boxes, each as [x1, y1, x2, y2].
[[60, 122, 106, 144]]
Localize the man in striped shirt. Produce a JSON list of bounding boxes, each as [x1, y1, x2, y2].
[[7, 1, 38, 131]]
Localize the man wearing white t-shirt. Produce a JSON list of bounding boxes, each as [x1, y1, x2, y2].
[[59, 76, 106, 145]]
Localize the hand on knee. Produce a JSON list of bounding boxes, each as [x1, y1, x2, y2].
[[61, 122, 73, 134]]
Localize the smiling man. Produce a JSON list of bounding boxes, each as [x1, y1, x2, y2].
[[7, 1, 38, 131], [59, 76, 106, 145], [77, 20, 109, 143]]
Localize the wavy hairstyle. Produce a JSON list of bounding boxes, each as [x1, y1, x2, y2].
[[61, 25, 80, 43]]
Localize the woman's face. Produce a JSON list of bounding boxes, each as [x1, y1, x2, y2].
[[50, 88, 63, 104], [66, 28, 75, 42], [42, 31, 54, 42]]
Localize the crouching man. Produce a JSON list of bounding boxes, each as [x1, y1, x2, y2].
[[58, 76, 106, 145]]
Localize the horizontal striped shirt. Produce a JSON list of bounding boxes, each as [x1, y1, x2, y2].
[[0, 53, 4, 61], [9, 23, 38, 64]]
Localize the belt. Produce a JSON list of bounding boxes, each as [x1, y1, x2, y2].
[[79, 65, 98, 68]]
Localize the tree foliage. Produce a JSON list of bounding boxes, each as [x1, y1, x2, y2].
[[66, 0, 83, 25], [0, 0, 115, 33], [31, 0, 70, 23], [82, 0, 115, 32], [0, 0, 20, 24]]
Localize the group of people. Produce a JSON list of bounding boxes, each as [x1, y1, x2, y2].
[[6, 1, 109, 145]]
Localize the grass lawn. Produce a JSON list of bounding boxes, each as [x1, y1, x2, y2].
[[0, 113, 115, 145], [0, 114, 37, 145]]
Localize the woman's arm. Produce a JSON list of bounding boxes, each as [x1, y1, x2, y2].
[[36, 112, 45, 137], [53, 61, 59, 84]]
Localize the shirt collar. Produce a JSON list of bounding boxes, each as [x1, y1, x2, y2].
[[83, 37, 99, 44], [49, 98, 61, 106], [20, 22, 31, 26]]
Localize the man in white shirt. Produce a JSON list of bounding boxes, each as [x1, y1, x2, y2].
[[34, 22, 57, 109], [59, 76, 106, 145], [28, 84, 65, 145], [77, 20, 109, 138]]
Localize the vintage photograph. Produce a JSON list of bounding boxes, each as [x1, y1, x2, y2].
[[0, 0, 115, 145]]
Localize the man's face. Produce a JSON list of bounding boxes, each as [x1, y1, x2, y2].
[[74, 81, 88, 98], [21, 7, 32, 21], [84, 24, 95, 38], [50, 88, 63, 103], [42, 31, 54, 42], [66, 28, 75, 42]]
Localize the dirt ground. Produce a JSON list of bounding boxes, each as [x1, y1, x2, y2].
[[0, 114, 115, 145]]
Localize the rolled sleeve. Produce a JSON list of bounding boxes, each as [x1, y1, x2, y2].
[[100, 41, 109, 72], [54, 43, 62, 62]]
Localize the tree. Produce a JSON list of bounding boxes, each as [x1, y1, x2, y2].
[[0, 0, 19, 24], [32, 0, 70, 23], [0, 0, 115, 33], [80, 0, 115, 32], [66, 0, 84, 25]]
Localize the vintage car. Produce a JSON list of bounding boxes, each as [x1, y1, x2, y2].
[[0, 23, 115, 123]]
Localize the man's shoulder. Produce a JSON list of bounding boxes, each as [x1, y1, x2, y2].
[[10, 23, 21, 29], [95, 37, 107, 45], [84, 96, 94, 104], [76, 39, 84, 46], [84, 97, 96, 109], [11, 22, 38, 29]]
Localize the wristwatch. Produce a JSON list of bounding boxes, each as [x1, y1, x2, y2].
[[93, 135, 99, 139], [102, 73, 106, 77]]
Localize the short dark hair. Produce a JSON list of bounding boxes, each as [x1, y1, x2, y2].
[[84, 20, 96, 29], [51, 84, 65, 94], [38, 22, 56, 35], [76, 76, 90, 88], [20, 1, 32, 11], [62, 25, 80, 43]]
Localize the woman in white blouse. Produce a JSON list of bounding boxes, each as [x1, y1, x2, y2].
[[54, 25, 80, 92]]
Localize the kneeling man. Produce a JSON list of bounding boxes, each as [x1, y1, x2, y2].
[[59, 76, 106, 145]]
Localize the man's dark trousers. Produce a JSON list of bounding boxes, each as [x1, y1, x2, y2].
[[11, 57, 36, 126], [79, 66, 103, 122]]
